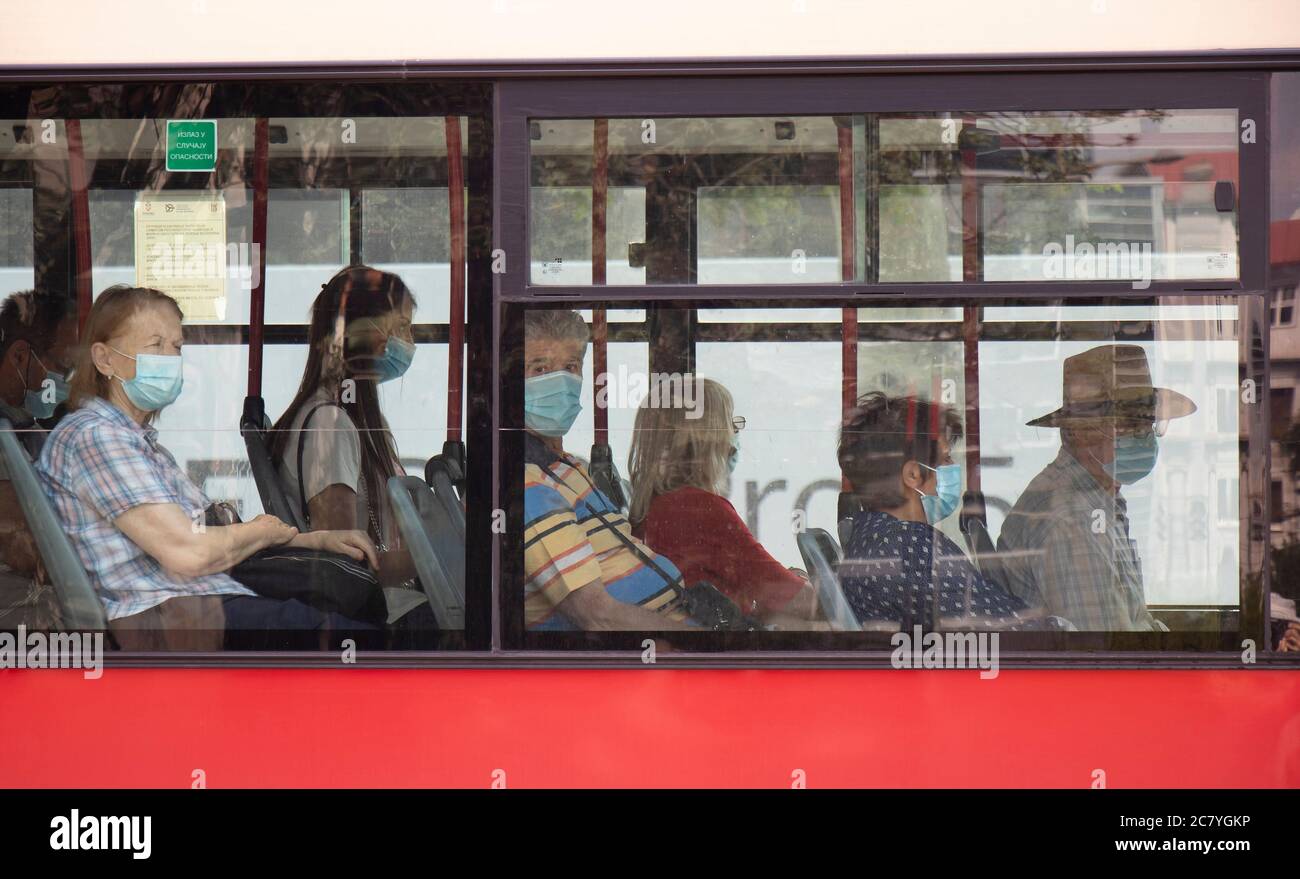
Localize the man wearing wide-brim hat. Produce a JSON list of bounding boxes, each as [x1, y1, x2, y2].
[[986, 344, 1194, 631]]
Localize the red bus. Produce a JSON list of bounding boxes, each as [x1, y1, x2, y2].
[[1, 2, 1299, 791]]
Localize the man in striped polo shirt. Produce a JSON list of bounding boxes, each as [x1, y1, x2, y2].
[[521, 309, 691, 631]]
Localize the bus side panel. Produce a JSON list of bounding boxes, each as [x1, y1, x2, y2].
[[0, 669, 1295, 788]]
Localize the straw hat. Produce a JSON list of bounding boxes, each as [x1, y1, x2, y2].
[[1026, 344, 1196, 428]]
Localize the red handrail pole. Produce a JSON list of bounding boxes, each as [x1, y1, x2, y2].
[[959, 115, 981, 491], [247, 117, 269, 400], [838, 123, 857, 490], [592, 118, 609, 446], [65, 119, 93, 333], [446, 115, 466, 443]]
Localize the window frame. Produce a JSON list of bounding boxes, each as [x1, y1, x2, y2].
[[497, 293, 1273, 660], [499, 71, 1268, 300]]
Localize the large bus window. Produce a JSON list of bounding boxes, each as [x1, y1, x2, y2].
[[0, 82, 485, 653], [505, 298, 1263, 650]]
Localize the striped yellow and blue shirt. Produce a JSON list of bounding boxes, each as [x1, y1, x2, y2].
[[523, 434, 687, 630]]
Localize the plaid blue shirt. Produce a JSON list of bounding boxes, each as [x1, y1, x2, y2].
[[989, 448, 1165, 632], [35, 396, 252, 620]]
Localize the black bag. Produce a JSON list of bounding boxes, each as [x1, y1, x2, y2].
[[227, 548, 389, 626], [205, 503, 388, 625]]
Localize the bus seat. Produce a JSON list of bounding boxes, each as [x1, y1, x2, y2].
[[958, 489, 995, 568], [797, 527, 863, 632], [0, 418, 108, 631], [423, 457, 467, 537], [387, 475, 465, 629], [425, 439, 466, 500], [837, 517, 853, 550], [240, 400, 305, 531]]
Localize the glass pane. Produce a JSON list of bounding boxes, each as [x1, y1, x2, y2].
[[0, 82, 478, 653], [0, 186, 34, 295], [878, 117, 963, 282], [978, 110, 1239, 283], [530, 116, 859, 285], [531, 109, 1239, 287], [508, 298, 1254, 649]]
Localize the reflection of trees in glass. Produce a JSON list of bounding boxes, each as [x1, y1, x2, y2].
[[0, 189, 34, 267], [363, 189, 451, 264], [877, 111, 1164, 278], [697, 185, 839, 259]]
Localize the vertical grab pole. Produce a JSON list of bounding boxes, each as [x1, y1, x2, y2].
[[65, 119, 93, 333], [589, 118, 625, 508], [838, 122, 858, 513], [247, 117, 269, 403], [592, 117, 609, 446], [959, 115, 981, 492], [446, 116, 466, 444], [241, 118, 270, 433], [439, 115, 468, 489]]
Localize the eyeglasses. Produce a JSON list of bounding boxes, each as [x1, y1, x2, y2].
[[732, 416, 746, 431]]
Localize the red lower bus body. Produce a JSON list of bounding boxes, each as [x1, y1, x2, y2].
[[3, 669, 1297, 788]]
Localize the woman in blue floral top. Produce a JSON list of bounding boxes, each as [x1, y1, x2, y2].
[[836, 392, 1061, 632]]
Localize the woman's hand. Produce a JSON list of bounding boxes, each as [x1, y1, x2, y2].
[[249, 513, 298, 548], [293, 529, 380, 570]]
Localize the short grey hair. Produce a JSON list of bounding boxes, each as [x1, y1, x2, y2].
[[524, 309, 591, 347]]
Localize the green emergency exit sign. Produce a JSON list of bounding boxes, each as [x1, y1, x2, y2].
[[165, 120, 217, 172]]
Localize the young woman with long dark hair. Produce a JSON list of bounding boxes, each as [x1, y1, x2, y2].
[[271, 265, 420, 587]]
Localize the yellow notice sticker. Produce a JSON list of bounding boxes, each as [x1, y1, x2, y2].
[[133, 193, 228, 321]]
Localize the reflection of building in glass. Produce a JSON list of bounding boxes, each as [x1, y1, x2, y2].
[[1269, 217, 1300, 548]]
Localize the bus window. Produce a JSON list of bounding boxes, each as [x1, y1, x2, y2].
[[529, 108, 1240, 288], [506, 298, 1262, 649], [530, 116, 857, 285], [977, 110, 1240, 283], [0, 82, 484, 652]]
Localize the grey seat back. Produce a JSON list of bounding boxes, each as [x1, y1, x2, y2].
[[0, 418, 107, 630], [241, 415, 305, 530], [387, 475, 465, 629], [797, 527, 861, 632], [423, 457, 467, 538]]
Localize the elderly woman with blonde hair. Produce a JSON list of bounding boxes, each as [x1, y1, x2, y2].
[[629, 375, 818, 622]]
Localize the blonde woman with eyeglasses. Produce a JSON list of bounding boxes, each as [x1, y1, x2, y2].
[[628, 375, 818, 622]]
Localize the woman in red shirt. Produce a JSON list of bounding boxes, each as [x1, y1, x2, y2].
[[628, 376, 818, 623]]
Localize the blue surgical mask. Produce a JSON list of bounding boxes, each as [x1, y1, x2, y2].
[[727, 431, 740, 474], [110, 346, 184, 412], [524, 370, 583, 437], [1106, 432, 1158, 484], [17, 353, 68, 420], [375, 336, 415, 384], [915, 462, 962, 524]]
